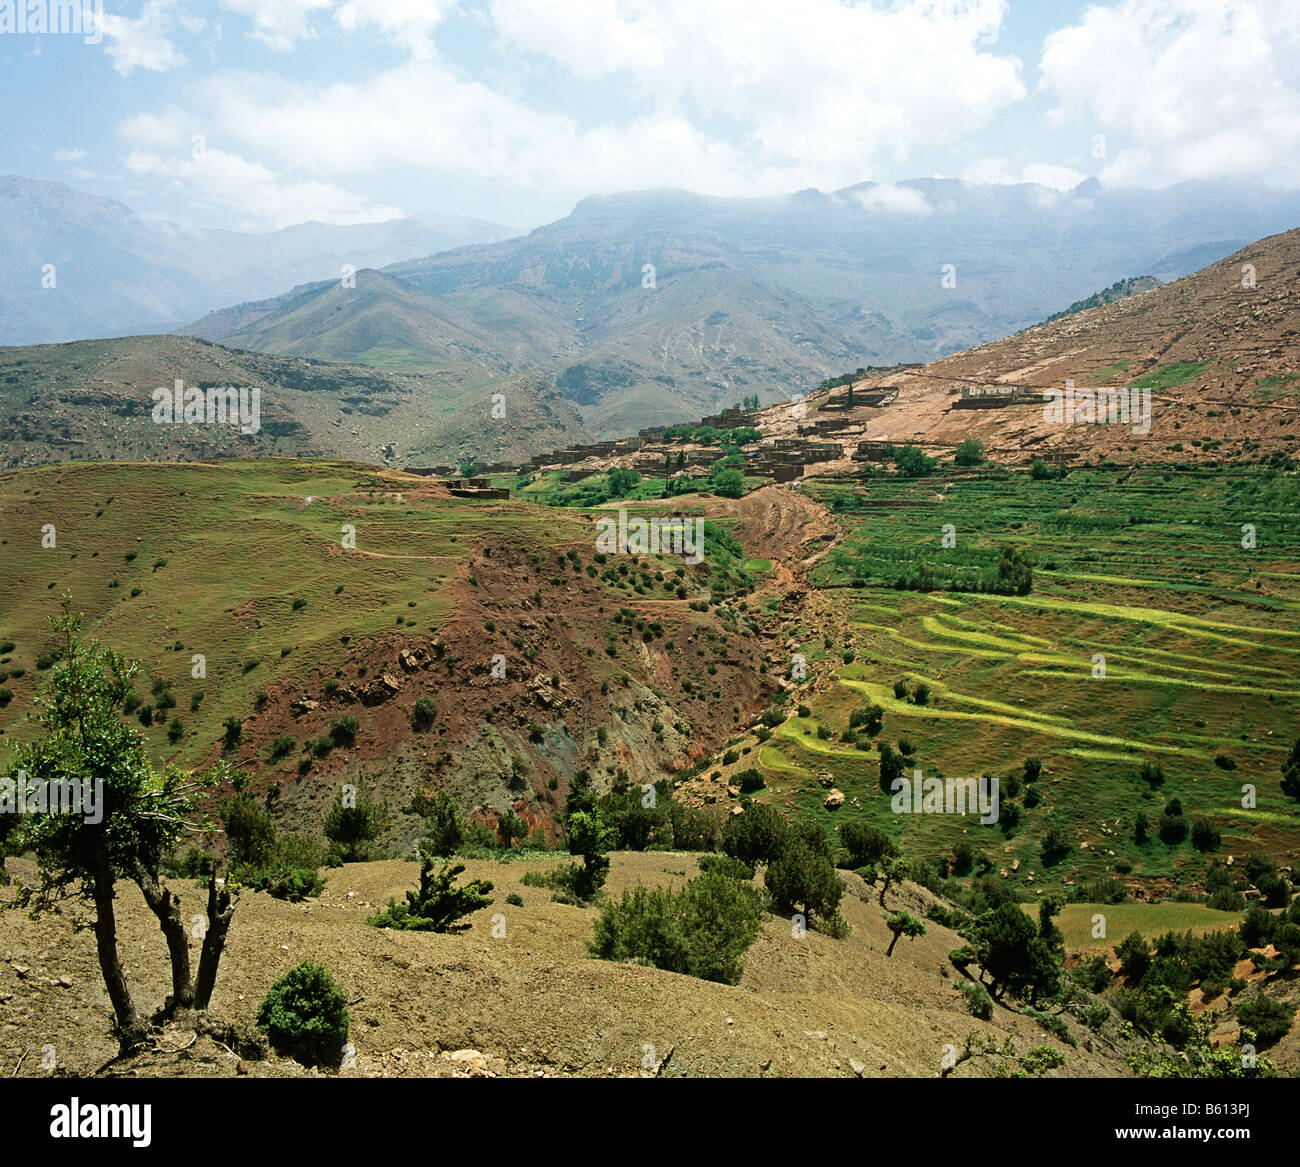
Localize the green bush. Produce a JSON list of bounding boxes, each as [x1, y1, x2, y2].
[[1240, 904, 1276, 948], [840, 822, 896, 868], [329, 716, 358, 746], [245, 864, 325, 903], [1234, 996, 1296, 1048], [368, 857, 493, 932], [1022, 1006, 1076, 1046], [1071, 955, 1113, 995], [958, 980, 993, 1020], [668, 801, 720, 851], [722, 802, 789, 866], [256, 961, 349, 1066], [1041, 827, 1071, 866], [1158, 814, 1188, 845], [697, 853, 756, 881], [223, 793, 277, 869], [324, 783, 385, 862], [589, 871, 766, 984], [1208, 886, 1246, 912], [894, 444, 936, 476], [765, 833, 844, 925], [1138, 760, 1164, 787], [411, 696, 436, 731], [926, 902, 972, 930], [414, 789, 464, 857]]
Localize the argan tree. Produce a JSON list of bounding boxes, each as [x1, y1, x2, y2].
[[765, 825, 844, 926], [883, 910, 926, 957], [1281, 738, 1300, 802], [496, 807, 527, 850], [414, 788, 464, 857], [876, 856, 911, 907], [324, 781, 385, 862], [9, 602, 236, 1053]]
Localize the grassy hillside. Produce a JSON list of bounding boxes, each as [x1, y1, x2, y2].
[[0, 459, 781, 849], [0, 336, 588, 469]]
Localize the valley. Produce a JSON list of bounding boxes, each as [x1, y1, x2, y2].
[[1, 195, 1298, 1089]]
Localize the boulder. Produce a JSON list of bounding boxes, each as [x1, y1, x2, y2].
[[446, 1049, 490, 1078], [823, 788, 845, 810], [361, 673, 404, 705]]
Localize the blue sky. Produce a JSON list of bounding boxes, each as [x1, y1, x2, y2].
[[2, 0, 1297, 232]]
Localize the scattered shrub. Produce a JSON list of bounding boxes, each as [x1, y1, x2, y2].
[[256, 961, 349, 1067]]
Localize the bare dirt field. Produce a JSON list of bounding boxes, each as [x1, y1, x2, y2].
[[2, 852, 1131, 1079]]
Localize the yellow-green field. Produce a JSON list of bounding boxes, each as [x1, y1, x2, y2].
[[755, 464, 1300, 894]]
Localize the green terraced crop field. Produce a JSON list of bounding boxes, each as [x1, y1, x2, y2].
[[764, 464, 1300, 895]]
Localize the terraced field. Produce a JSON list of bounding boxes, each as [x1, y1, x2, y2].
[[758, 464, 1300, 894]]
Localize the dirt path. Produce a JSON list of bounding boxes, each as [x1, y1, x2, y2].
[[713, 483, 840, 597]]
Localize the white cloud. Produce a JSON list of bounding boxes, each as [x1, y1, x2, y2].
[[53, 147, 87, 162], [488, 0, 666, 80], [335, 0, 459, 59], [960, 156, 1017, 185], [489, 0, 1023, 181], [102, 0, 187, 75], [186, 63, 764, 196], [853, 184, 932, 214], [218, 0, 332, 51], [155, 0, 1024, 209], [1039, 0, 1300, 187], [122, 145, 405, 228], [960, 157, 1086, 190], [118, 108, 193, 150], [1022, 163, 1087, 190]]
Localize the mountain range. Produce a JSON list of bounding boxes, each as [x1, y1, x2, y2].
[[181, 177, 1300, 434], [2, 173, 1298, 453], [0, 175, 518, 346]]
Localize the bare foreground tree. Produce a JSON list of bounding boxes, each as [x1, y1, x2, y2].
[[5, 599, 237, 1055]]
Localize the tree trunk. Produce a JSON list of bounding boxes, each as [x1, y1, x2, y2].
[[135, 866, 194, 1013], [194, 871, 237, 1010], [886, 932, 900, 957], [91, 870, 147, 1052]]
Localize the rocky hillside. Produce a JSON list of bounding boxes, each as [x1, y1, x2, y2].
[[183, 179, 1300, 437], [782, 228, 1300, 463]]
